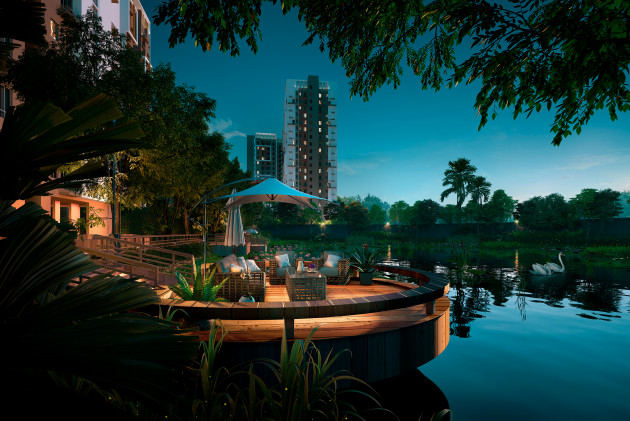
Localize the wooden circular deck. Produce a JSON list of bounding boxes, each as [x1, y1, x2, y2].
[[149, 267, 450, 384]]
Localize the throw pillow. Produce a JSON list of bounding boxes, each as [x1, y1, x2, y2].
[[246, 259, 261, 272], [229, 263, 243, 273], [275, 253, 291, 268], [324, 254, 341, 268]]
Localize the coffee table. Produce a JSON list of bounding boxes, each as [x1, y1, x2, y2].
[[285, 267, 326, 301]]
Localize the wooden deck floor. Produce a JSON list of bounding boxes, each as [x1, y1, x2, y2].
[[262, 279, 412, 303], [197, 279, 449, 344]]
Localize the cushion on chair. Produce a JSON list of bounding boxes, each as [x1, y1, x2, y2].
[[324, 251, 343, 260], [276, 250, 295, 266], [276, 267, 288, 277], [319, 267, 339, 277], [246, 259, 261, 272], [323, 254, 341, 268], [237, 256, 248, 270], [229, 263, 243, 273], [275, 253, 291, 268], [217, 254, 239, 273]]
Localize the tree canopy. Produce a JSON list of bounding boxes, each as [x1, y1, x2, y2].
[[3, 10, 243, 234], [440, 157, 477, 222], [153, 0, 630, 145]]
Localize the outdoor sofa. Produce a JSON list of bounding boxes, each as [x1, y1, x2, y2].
[[212, 254, 266, 301]]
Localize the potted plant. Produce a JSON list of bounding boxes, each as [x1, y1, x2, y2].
[[348, 244, 381, 285]]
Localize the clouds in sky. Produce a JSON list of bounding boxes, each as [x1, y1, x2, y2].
[[208, 118, 246, 140], [556, 151, 630, 171]]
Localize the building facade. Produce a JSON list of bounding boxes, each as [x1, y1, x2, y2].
[[282, 75, 337, 201], [246, 133, 282, 180], [2, 0, 152, 235]]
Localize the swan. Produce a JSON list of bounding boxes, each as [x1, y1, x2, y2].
[[530, 263, 552, 275], [544, 252, 565, 273]]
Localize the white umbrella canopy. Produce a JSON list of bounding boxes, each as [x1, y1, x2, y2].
[[224, 188, 245, 247], [216, 178, 329, 210]]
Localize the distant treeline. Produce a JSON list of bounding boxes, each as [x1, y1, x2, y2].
[[261, 218, 630, 241]]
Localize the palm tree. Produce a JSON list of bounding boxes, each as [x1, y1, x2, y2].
[[440, 158, 477, 223], [1, 95, 199, 418], [468, 175, 492, 222], [468, 175, 492, 218]]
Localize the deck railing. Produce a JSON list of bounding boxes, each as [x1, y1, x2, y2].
[[79, 235, 196, 286], [120, 234, 203, 248], [149, 264, 449, 339]]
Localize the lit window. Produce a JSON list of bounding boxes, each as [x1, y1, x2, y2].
[[319, 169, 321, 173], [319, 93, 321, 98], [0, 85, 11, 118], [50, 20, 59, 40], [319, 128, 322, 132]]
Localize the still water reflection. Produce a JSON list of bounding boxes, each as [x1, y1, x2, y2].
[[382, 245, 630, 421]]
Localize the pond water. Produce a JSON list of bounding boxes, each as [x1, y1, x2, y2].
[[383, 245, 630, 421]]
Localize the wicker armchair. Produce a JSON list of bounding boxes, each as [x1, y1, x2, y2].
[[267, 250, 302, 285], [313, 251, 350, 285]]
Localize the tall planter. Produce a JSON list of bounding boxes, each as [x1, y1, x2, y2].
[[359, 271, 373, 285]]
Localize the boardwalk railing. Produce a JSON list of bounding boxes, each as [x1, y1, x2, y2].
[[120, 234, 203, 248], [117, 233, 268, 248], [78, 235, 196, 286]]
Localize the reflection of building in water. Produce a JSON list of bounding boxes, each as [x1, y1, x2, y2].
[[515, 250, 519, 269]]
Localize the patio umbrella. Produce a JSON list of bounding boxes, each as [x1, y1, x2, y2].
[[216, 178, 329, 210], [224, 188, 245, 249]]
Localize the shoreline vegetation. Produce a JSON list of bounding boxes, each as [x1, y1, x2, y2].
[[170, 230, 630, 271]]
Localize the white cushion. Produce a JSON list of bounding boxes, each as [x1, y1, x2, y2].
[[275, 253, 291, 268], [237, 256, 248, 270], [324, 254, 341, 268], [246, 259, 261, 272], [229, 263, 243, 273], [219, 254, 239, 272]]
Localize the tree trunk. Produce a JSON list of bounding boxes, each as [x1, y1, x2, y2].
[[183, 207, 190, 234]]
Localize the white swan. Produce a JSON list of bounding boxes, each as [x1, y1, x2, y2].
[[544, 252, 565, 273], [530, 263, 552, 275]]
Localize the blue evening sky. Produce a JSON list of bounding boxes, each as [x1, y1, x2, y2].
[[143, 1, 630, 205]]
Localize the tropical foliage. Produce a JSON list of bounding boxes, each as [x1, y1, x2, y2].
[[170, 266, 228, 302], [154, 0, 630, 145], [191, 321, 384, 420], [440, 158, 477, 222], [348, 244, 382, 273], [2, 9, 245, 235], [0, 96, 199, 417]]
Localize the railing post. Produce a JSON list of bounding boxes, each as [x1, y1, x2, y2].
[[284, 317, 294, 340]]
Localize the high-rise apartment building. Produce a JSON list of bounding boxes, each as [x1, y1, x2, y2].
[[247, 133, 282, 180], [282, 75, 337, 201]]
